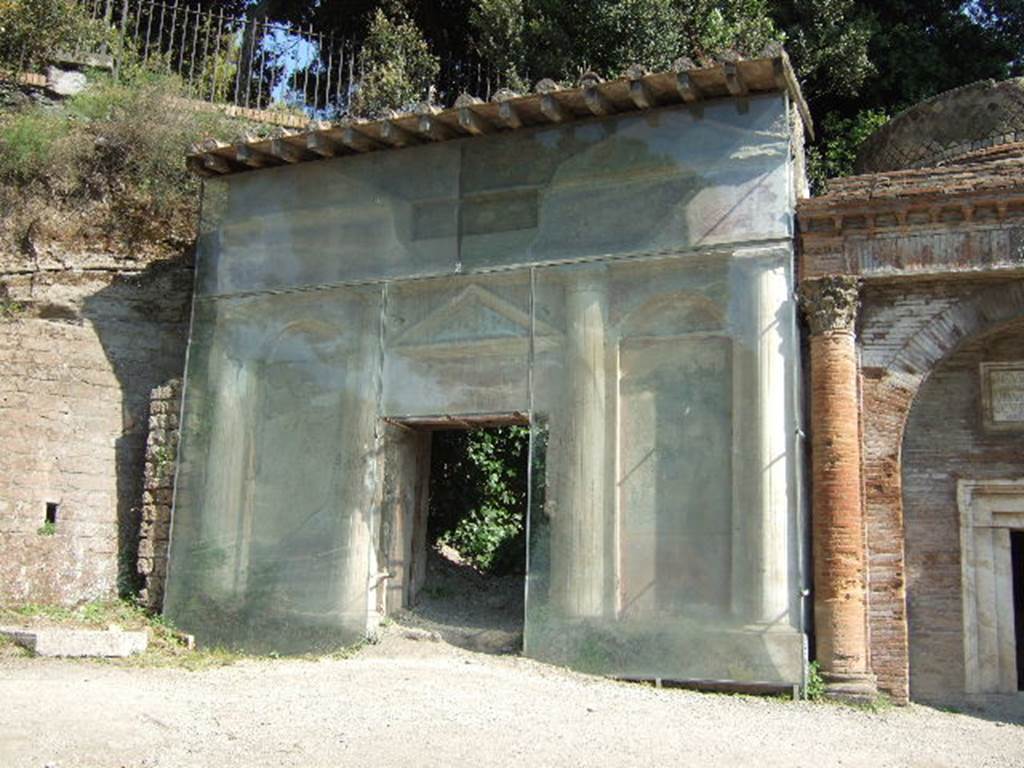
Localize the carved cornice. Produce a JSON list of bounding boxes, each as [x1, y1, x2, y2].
[[799, 275, 861, 335]]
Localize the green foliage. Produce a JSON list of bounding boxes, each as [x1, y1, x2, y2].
[[152, 444, 176, 479], [0, 109, 69, 182], [469, 0, 781, 86], [0, 0, 107, 71], [470, 0, 528, 89], [805, 108, 889, 191], [0, 283, 27, 321], [676, 0, 781, 60], [36, 520, 56, 536], [773, 0, 875, 100], [805, 659, 826, 700], [352, 2, 441, 115], [0, 66, 256, 250], [430, 426, 529, 573]]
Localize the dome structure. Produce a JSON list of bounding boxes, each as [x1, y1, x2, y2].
[[856, 77, 1024, 173]]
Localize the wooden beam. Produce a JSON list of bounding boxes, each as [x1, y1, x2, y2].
[[458, 107, 492, 135], [417, 114, 455, 141], [306, 132, 339, 157], [380, 121, 417, 147], [629, 79, 654, 109], [497, 100, 522, 129], [235, 144, 275, 168], [201, 153, 232, 174], [675, 71, 701, 103], [584, 85, 614, 116], [540, 94, 567, 123], [270, 138, 312, 163], [723, 61, 748, 97], [671, 56, 702, 103], [340, 126, 382, 153], [454, 93, 491, 135]]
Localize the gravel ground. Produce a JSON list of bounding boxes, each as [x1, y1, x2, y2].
[[1, 629, 1023, 768]]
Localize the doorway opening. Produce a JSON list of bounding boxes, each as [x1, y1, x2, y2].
[[379, 417, 529, 655], [1012, 530, 1024, 691]]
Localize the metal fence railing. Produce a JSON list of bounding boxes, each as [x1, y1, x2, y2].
[[66, 0, 506, 119]]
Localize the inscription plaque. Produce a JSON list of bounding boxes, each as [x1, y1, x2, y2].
[[980, 362, 1024, 430]]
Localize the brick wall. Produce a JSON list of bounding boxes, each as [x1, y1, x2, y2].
[[902, 319, 1024, 701], [0, 260, 191, 605], [856, 278, 1024, 702]]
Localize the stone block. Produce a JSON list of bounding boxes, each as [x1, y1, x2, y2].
[[0, 626, 148, 657]]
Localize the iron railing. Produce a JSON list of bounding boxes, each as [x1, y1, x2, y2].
[[63, 0, 507, 118]]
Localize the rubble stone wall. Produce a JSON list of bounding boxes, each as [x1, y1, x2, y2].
[[137, 379, 182, 611], [0, 258, 191, 605]]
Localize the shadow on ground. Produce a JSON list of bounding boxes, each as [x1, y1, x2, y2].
[[394, 548, 524, 655]]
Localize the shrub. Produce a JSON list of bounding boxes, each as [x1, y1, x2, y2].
[[0, 109, 69, 182], [351, 2, 440, 116], [0, 0, 106, 72], [0, 67, 260, 250], [430, 426, 529, 574], [806, 660, 826, 700]]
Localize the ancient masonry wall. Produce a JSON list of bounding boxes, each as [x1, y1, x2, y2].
[[902, 319, 1024, 701], [137, 379, 182, 611], [0, 256, 191, 605], [857, 277, 1024, 703]]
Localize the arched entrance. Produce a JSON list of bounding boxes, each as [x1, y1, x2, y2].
[[902, 317, 1024, 700]]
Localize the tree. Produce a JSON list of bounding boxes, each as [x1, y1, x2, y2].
[[351, 2, 440, 116], [187, 0, 1024, 177]]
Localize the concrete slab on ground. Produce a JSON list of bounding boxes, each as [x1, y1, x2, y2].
[[0, 626, 147, 657]]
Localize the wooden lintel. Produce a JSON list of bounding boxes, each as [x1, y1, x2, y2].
[[583, 86, 614, 116], [675, 71, 700, 102], [497, 101, 522, 129], [270, 138, 311, 164], [540, 94, 567, 123], [340, 126, 382, 153], [418, 115, 455, 141], [723, 61, 748, 97], [306, 132, 338, 157], [457, 108, 492, 135], [629, 79, 654, 109], [202, 153, 232, 174], [380, 121, 416, 147], [235, 144, 274, 168]]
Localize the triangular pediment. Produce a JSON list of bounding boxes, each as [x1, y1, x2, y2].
[[390, 284, 560, 357]]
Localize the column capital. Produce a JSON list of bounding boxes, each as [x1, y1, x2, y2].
[[798, 275, 861, 336]]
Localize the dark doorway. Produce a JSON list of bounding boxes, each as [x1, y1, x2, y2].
[[383, 421, 529, 655], [1012, 531, 1024, 691]]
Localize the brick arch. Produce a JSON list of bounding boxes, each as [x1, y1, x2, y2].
[[860, 278, 1024, 701]]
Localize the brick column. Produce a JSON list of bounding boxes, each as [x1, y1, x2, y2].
[[799, 276, 877, 700]]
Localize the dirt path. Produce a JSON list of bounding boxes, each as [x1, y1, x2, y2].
[[1, 630, 1022, 768]]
